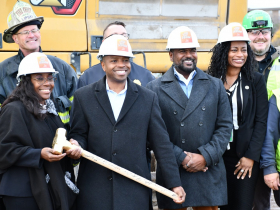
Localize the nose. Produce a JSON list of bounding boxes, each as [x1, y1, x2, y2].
[[256, 31, 265, 38], [27, 31, 35, 38], [117, 60, 126, 67]]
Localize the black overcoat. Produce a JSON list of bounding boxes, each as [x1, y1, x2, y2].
[[147, 67, 232, 208], [69, 77, 181, 210]]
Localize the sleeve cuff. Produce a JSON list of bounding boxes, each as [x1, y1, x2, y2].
[[198, 147, 212, 166], [263, 165, 278, 176], [178, 152, 187, 166]]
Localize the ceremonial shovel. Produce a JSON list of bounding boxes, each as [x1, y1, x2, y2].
[[52, 128, 179, 200]]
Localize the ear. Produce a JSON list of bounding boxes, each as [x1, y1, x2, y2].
[[12, 34, 18, 44], [101, 61, 106, 73], [169, 51, 173, 62]]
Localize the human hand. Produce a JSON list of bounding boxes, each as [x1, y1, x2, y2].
[[264, 173, 280, 190], [234, 157, 254, 179], [184, 152, 207, 173], [41, 147, 66, 162], [65, 139, 82, 159], [171, 186, 186, 204]]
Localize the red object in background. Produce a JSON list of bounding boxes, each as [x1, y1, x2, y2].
[[52, 0, 82, 15]]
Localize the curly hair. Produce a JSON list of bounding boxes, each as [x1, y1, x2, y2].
[[208, 41, 257, 83], [2, 75, 46, 119]]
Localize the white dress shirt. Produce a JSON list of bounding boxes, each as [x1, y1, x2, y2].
[[106, 80, 127, 121]]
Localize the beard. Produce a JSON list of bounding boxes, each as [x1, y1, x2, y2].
[[174, 58, 197, 74], [251, 40, 270, 56]]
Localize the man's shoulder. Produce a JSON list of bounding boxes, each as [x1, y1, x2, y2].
[[75, 82, 96, 96], [81, 63, 103, 76], [0, 55, 18, 65]]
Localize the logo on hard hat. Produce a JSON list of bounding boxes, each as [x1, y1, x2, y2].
[[37, 56, 51, 68], [232, 26, 244, 37], [117, 40, 129, 52], [180, 31, 193, 43]]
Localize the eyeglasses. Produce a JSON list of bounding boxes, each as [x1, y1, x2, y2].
[[16, 29, 40, 36], [105, 33, 130, 40], [247, 28, 271, 36], [33, 76, 57, 85]]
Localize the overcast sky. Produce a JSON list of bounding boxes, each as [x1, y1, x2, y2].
[[248, 0, 280, 9]]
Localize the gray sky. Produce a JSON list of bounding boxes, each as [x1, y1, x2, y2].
[[248, 0, 280, 9]]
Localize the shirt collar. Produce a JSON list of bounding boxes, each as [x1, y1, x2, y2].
[[174, 67, 197, 85], [106, 79, 128, 94]]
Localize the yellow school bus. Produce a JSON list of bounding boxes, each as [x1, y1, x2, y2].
[[0, 0, 248, 74]]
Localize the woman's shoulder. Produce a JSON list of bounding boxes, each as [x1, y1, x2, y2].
[[1, 100, 27, 116]]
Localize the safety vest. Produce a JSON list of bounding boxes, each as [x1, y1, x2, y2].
[[272, 89, 280, 172], [267, 56, 280, 100], [57, 95, 73, 124]]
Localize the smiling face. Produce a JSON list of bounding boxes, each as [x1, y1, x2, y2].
[[228, 41, 248, 69], [101, 55, 131, 84], [247, 27, 271, 57], [169, 48, 197, 77], [12, 25, 41, 56], [31, 73, 54, 104]]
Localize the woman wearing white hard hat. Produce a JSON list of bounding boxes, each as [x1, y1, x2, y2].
[[0, 52, 79, 210], [208, 23, 268, 210]]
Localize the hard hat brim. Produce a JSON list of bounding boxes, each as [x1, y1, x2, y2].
[[3, 16, 44, 43]]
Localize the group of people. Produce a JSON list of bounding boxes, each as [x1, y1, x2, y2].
[[0, 1, 279, 210]]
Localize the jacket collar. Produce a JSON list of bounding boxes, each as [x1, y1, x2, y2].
[[161, 66, 210, 120], [95, 76, 139, 125]]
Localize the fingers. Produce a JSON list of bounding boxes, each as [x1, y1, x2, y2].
[[66, 139, 82, 159], [41, 148, 66, 162], [172, 186, 186, 204]]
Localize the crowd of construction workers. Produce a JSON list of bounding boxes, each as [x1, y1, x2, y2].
[[0, 1, 279, 210]]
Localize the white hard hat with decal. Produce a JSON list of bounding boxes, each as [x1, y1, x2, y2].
[[166, 26, 200, 50], [17, 52, 58, 80], [4, 1, 44, 43], [217, 22, 250, 44], [97, 35, 134, 60]]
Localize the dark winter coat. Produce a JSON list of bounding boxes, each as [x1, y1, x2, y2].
[[146, 67, 232, 208], [69, 77, 181, 210]]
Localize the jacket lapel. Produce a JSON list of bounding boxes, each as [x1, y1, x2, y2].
[[161, 67, 188, 109], [116, 78, 139, 123], [181, 69, 210, 121], [241, 72, 250, 115], [95, 77, 116, 125]]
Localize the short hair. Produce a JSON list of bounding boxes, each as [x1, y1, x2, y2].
[[103, 21, 126, 37]]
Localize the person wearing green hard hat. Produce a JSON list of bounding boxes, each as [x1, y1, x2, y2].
[[243, 10, 280, 210]]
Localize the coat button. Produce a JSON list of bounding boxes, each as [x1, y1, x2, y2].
[[114, 128, 117, 132], [214, 163, 217, 166], [113, 152, 117, 156], [182, 139, 185, 143], [181, 122, 184, 127], [108, 177, 113, 180], [199, 122, 203, 126], [174, 111, 177, 115], [202, 106, 206, 111]]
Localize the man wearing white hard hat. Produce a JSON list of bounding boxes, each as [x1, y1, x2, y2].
[[0, 0, 77, 130], [146, 26, 232, 210], [208, 22, 268, 210], [67, 34, 186, 210]]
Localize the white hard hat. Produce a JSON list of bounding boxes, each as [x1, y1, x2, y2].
[[166, 26, 200, 50], [4, 1, 44, 43], [97, 35, 134, 60], [217, 22, 250, 44], [17, 52, 58, 80]]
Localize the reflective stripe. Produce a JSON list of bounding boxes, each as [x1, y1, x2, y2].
[[272, 89, 280, 112], [69, 96, 74, 111], [267, 57, 280, 100], [58, 111, 70, 124], [272, 88, 280, 172]]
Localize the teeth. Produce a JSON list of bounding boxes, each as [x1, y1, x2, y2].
[[40, 90, 50, 93]]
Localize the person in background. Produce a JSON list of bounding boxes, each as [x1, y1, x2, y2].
[[77, 21, 155, 88], [208, 22, 268, 210], [0, 0, 77, 130], [242, 10, 280, 210]]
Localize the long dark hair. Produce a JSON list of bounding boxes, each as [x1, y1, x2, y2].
[[208, 41, 257, 83], [2, 75, 46, 119]]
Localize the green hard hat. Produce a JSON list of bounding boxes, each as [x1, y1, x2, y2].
[[242, 10, 273, 30]]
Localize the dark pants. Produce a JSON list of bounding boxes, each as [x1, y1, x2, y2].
[[252, 169, 280, 210], [2, 196, 39, 210]]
